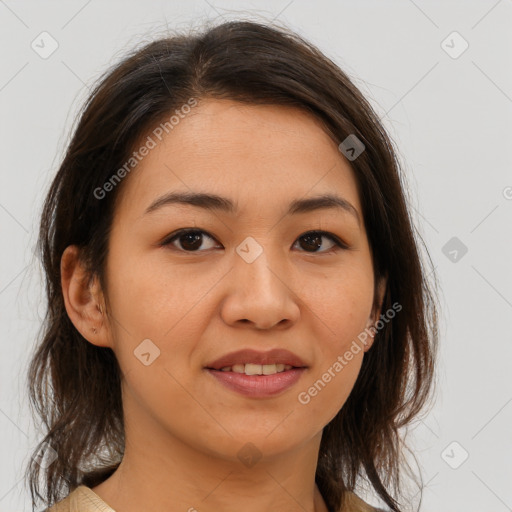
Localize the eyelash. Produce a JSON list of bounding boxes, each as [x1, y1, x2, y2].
[[160, 228, 349, 254]]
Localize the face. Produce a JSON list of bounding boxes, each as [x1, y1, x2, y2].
[[95, 99, 381, 462]]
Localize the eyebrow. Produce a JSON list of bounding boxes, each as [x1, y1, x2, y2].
[[144, 191, 360, 225]]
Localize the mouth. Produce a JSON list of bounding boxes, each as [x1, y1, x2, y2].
[[204, 348, 308, 398], [205, 348, 307, 371], [211, 363, 296, 375]]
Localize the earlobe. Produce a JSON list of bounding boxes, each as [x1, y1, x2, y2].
[[362, 317, 377, 352], [60, 245, 111, 348]]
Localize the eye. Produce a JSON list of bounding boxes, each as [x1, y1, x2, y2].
[[293, 230, 348, 253], [161, 229, 219, 252], [161, 229, 348, 253]]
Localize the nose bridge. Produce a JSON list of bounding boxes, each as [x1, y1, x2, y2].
[[224, 235, 299, 328], [235, 235, 284, 294]]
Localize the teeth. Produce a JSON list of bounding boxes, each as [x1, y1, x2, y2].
[[221, 363, 293, 375]]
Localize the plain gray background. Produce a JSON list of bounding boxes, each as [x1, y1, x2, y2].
[[1, 1, 511, 511]]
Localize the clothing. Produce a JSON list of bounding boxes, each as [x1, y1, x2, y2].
[[44, 486, 114, 512], [45, 485, 386, 512]]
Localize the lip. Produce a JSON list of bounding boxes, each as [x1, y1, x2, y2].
[[205, 348, 307, 370], [206, 367, 307, 398]]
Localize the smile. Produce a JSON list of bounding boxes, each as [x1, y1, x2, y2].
[[205, 367, 306, 398], [220, 363, 293, 375]]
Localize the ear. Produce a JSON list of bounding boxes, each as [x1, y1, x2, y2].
[[61, 245, 111, 348], [363, 274, 388, 352]]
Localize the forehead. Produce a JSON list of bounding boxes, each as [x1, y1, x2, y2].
[[116, 99, 362, 220]]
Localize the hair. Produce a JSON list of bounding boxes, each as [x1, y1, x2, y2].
[[25, 18, 439, 512]]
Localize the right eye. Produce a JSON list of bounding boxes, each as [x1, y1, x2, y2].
[[161, 229, 220, 252]]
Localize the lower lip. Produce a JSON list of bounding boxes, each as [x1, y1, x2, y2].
[[205, 368, 306, 398]]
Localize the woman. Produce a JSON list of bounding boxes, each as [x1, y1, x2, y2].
[[26, 19, 438, 512]]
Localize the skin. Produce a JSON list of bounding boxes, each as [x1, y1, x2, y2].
[[61, 99, 386, 512]]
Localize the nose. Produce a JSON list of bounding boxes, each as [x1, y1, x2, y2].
[[220, 244, 301, 330]]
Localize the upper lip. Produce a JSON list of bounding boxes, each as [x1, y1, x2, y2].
[[205, 349, 307, 370]]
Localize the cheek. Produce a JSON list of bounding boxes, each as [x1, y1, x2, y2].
[[296, 288, 368, 428], [297, 353, 363, 431], [104, 251, 221, 382], [301, 262, 374, 342], [293, 266, 372, 421], [106, 248, 209, 335]]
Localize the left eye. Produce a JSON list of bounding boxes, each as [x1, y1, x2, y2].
[[295, 231, 347, 253], [161, 229, 347, 253]]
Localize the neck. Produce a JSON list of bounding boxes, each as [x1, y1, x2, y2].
[[92, 410, 329, 512]]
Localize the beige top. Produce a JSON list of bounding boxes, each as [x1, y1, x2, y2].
[[46, 485, 384, 512], [46, 486, 115, 512]]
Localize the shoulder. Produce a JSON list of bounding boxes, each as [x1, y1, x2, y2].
[[45, 485, 115, 512], [342, 490, 388, 512], [45, 493, 71, 512], [45, 493, 70, 512]]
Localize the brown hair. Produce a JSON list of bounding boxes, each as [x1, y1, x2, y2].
[[25, 19, 439, 512]]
